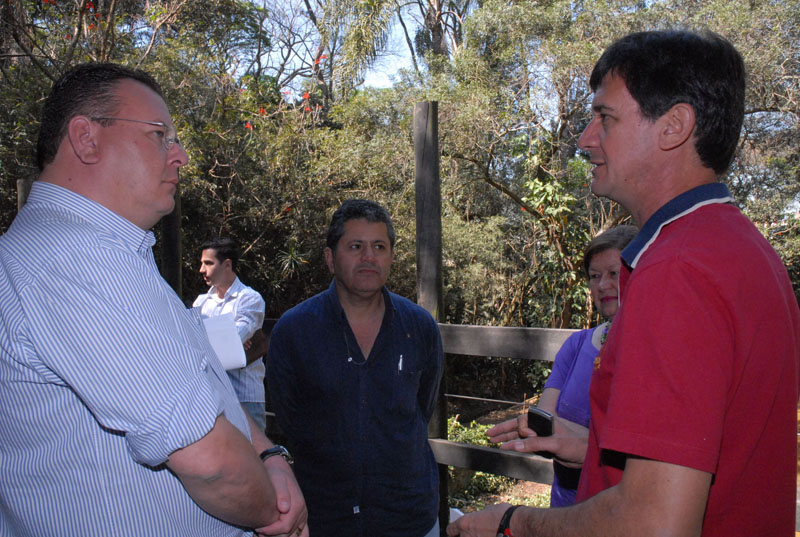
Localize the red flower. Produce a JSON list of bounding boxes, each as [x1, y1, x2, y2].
[[302, 92, 309, 100], [259, 107, 266, 115], [244, 121, 253, 130], [304, 107, 311, 112], [86, 1, 94, 9], [88, 23, 95, 29], [320, 54, 328, 59]]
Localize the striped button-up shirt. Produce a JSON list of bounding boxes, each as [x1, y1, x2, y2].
[[0, 182, 250, 536]]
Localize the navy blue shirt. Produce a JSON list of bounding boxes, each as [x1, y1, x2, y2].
[[266, 281, 444, 537]]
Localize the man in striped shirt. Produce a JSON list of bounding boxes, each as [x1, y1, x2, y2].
[[0, 63, 306, 536]]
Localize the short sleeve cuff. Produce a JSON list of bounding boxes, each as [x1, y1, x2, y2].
[[125, 369, 223, 466]]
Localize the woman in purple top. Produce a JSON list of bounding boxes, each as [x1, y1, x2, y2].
[[488, 225, 637, 506]]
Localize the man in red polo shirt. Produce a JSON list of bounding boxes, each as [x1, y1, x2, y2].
[[448, 29, 799, 537]]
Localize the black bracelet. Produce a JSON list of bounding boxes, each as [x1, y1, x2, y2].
[[496, 505, 522, 537]]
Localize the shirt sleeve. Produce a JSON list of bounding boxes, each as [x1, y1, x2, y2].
[[544, 330, 586, 391], [264, 317, 301, 440], [233, 289, 265, 343], [416, 312, 444, 421], [20, 254, 227, 467]]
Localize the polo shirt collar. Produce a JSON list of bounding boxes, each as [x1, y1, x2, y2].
[[621, 183, 733, 270]]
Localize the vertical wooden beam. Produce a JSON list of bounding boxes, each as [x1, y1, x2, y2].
[[17, 179, 31, 210], [415, 101, 442, 318], [414, 101, 448, 534], [159, 188, 182, 300]]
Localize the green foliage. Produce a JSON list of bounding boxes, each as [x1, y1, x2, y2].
[[447, 417, 515, 508]]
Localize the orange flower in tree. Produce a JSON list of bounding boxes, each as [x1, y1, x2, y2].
[[304, 107, 311, 112], [244, 121, 253, 130], [259, 107, 266, 115], [86, 1, 94, 9], [302, 92, 310, 100]]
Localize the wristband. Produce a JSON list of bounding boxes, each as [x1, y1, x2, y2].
[[259, 445, 294, 465], [496, 505, 521, 537]]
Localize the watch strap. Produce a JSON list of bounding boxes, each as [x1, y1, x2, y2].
[[259, 445, 294, 465], [496, 505, 521, 537]]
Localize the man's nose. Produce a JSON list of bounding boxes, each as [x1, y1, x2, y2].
[[361, 246, 377, 260], [578, 117, 598, 151]]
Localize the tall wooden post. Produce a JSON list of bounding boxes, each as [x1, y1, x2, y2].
[[17, 179, 31, 210], [414, 101, 447, 534]]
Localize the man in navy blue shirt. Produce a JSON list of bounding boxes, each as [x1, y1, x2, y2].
[[266, 199, 444, 537]]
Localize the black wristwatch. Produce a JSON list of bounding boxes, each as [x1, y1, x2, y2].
[[496, 505, 521, 537], [259, 445, 294, 465]]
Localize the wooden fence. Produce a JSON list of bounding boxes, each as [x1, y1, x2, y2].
[[431, 324, 577, 484]]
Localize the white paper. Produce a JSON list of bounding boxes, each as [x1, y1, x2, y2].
[[202, 313, 246, 370]]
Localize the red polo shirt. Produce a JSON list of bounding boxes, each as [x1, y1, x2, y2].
[[578, 184, 800, 536]]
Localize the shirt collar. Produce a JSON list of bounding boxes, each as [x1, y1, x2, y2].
[[324, 279, 395, 324], [621, 183, 733, 270], [28, 181, 156, 255], [207, 276, 243, 301]]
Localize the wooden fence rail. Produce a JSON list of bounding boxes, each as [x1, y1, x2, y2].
[[431, 323, 577, 483]]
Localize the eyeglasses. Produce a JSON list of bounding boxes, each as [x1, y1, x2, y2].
[[91, 117, 182, 151]]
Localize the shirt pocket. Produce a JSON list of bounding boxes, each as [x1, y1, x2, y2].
[[390, 351, 423, 417]]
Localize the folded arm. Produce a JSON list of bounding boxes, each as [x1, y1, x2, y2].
[[167, 414, 279, 529]]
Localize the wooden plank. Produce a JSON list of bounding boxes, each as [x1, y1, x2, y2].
[[429, 438, 554, 484], [438, 324, 578, 362]]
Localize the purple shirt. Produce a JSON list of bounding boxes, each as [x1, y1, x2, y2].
[[542, 325, 603, 506]]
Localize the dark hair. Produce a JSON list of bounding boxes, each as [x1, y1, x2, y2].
[[583, 225, 638, 277], [36, 62, 164, 171], [589, 30, 745, 175], [201, 237, 240, 272], [326, 199, 396, 251]]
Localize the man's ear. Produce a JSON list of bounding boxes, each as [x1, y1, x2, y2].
[[324, 247, 335, 274], [659, 103, 695, 151], [67, 116, 101, 164]]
